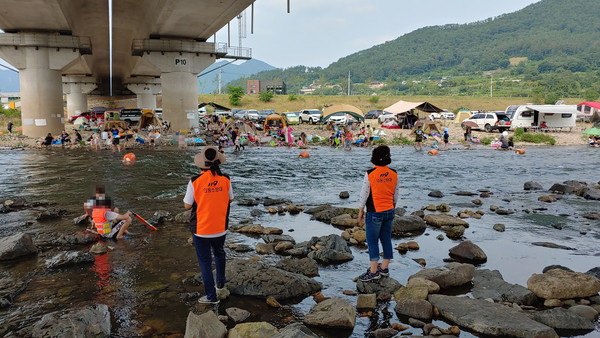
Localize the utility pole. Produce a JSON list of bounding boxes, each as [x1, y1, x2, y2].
[[490, 74, 493, 97], [347, 71, 351, 96], [218, 70, 222, 94]]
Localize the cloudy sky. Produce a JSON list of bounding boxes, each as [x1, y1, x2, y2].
[[220, 0, 542, 69]]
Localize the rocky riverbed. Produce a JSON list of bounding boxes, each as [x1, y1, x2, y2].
[[0, 146, 598, 337]]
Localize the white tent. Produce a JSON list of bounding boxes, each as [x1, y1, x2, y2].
[[384, 100, 442, 115]]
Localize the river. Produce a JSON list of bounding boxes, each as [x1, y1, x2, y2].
[[0, 145, 598, 337]]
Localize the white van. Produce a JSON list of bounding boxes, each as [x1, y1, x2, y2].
[[506, 104, 578, 131]]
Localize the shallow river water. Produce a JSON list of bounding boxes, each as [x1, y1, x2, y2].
[[0, 144, 599, 337]]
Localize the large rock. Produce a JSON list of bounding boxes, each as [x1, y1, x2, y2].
[[185, 310, 226, 338], [57, 231, 100, 245], [29, 304, 111, 338], [228, 322, 278, 338], [357, 277, 402, 297], [394, 299, 433, 320], [568, 305, 598, 322], [330, 214, 358, 228], [225, 307, 251, 323], [583, 188, 600, 200], [586, 266, 600, 280], [527, 269, 600, 299], [263, 197, 291, 206], [448, 241, 487, 263], [0, 233, 37, 260], [429, 294, 558, 338], [423, 214, 469, 228], [428, 190, 444, 198], [409, 263, 474, 289], [524, 181, 544, 191], [272, 323, 321, 338], [312, 207, 354, 224], [392, 216, 427, 236], [275, 257, 319, 277], [262, 234, 296, 244], [174, 210, 192, 223], [45, 251, 95, 269], [225, 259, 321, 300], [532, 308, 595, 330], [238, 198, 260, 206], [548, 181, 587, 195], [307, 234, 353, 264], [394, 286, 428, 300], [471, 269, 538, 306], [303, 298, 356, 329]]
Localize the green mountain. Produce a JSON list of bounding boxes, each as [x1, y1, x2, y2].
[[230, 0, 600, 100]]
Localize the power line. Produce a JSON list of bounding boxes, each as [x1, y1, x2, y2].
[[0, 63, 19, 73], [197, 59, 239, 77]]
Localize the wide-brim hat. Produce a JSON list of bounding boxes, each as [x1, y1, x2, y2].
[[194, 146, 226, 169]]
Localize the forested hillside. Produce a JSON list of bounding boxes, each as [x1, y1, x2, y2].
[[229, 0, 600, 101]]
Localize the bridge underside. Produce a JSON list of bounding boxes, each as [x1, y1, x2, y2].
[[0, 0, 254, 136]]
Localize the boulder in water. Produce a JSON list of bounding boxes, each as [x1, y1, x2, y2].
[[28, 304, 111, 337], [0, 233, 37, 261], [303, 298, 356, 329]]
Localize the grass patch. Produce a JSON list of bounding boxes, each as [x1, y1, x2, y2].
[[480, 137, 493, 145], [391, 135, 414, 145], [513, 128, 556, 145]]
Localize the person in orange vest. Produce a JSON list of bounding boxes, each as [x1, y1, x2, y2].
[[91, 197, 132, 240], [357, 145, 400, 282], [183, 146, 233, 304]]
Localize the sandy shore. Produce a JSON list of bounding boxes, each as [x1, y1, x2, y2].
[[0, 119, 589, 150]]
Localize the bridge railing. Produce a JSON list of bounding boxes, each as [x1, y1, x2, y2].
[[132, 39, 216, 55], [0, 33, 91, 54], [216, 43, 252, 59]]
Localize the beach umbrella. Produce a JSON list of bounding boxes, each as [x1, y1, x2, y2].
[[583, 127, 600, 136], [461, 121, 478, 128]]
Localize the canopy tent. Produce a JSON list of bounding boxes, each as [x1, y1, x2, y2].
[[583, 127, 600, 136], [384, 100, 443, 115], [454, 110, 472, 123], [525, 105, 579, 114], [198, 102, 230, 111], [413, 120, 442, 135], [264, 113, 286, 133], [578, 102, 600, 123], [322, 104, 364, 122]]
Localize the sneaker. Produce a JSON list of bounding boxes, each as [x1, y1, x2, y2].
[[377, 263, 389, 277], [198, 296, 219, 304], [358, 269, 381, 282]]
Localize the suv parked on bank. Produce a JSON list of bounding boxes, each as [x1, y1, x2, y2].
[[299, 109, 322, 124], [120, 108, 143, 124], [462, 111, 511, 132]]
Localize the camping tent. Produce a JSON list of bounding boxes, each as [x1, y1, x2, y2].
[[384, 100, 442, 116], [322, 104, 364, 122], [413, 120, 442, 135], [454, 110, 472, 123], [198, 102, 230, 111], [139, 111, 163, 130]]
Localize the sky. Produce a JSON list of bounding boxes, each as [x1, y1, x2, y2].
[[218, 0, 542, 69]]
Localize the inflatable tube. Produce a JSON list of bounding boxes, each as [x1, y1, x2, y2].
[[299, 151, 310, 158], [123, 153, 136, 165], [515, 148, 526, 155], [428, 149, 439, 156]]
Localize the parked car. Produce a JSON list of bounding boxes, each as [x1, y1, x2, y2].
[[233, 110, 246, 119], [365, 110, 384, 119], [299, 109, 322, 124], [441, 110, 455, 119], [429, 112, 442, 120], [244, 109, 260, 121], [120, 108, 145, 124], [462, 111, 511, 132], [282, 112, 300, 125], [378, 111, 397, 124], [68, 111, 105, 123], [328, 112, 350, 125], [259, 109, 276, 123]]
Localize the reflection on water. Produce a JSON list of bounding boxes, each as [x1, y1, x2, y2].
[[0, 145, 599, 336]]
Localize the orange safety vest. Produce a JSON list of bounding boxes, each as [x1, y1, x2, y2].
[[189, 171, 231, 236], [365, 166, 398, 212], [92, 207, 112, 235]]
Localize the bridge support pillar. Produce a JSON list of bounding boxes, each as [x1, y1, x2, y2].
[[0, 33, 88, 138], [63, 77, 97, 119], [135, 45, 215, 131], [126, 78, 161, 110]]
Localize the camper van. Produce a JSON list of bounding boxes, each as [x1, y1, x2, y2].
[[506, 104, 578, 131]]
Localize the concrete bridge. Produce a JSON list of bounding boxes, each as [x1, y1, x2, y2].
[[0, 0, 254, 137]]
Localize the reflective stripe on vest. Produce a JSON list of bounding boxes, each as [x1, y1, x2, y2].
[[366, 166, 398, 212], [191, 171, 231, 236], [92, 207, 112, 235]]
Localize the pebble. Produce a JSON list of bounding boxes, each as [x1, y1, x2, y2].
[[493, 223, 506, 232], [343, 290, 357, 296], [436, 234, 444, 241], [266, 296, 281, 308], [406, 241, 419, 250]]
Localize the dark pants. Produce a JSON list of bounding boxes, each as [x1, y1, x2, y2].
[[192, 234, 226, 301]]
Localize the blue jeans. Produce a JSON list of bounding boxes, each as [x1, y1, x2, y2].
[[193, 234, 226, 301], [365, 209, 395, 261]]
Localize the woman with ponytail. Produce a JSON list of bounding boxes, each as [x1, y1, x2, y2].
[[183, 146, 233, 304], [357, 145, 400, 282]]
